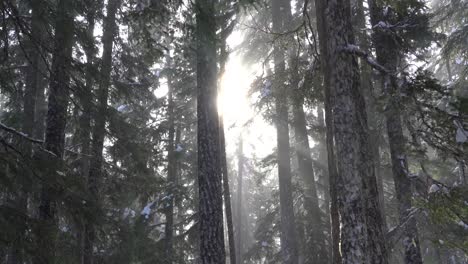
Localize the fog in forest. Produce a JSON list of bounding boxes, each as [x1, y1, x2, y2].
[[0, 0, 467, 263]]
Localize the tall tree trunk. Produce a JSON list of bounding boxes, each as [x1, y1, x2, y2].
[[285, 1, 327, 261], [291, 80, 328, 263], [83, 0, 120, 263], [314, 1, 341, 262], [271, 0, 299, 262], [318, 0, 388, 262], [219, 116, 236, 264], [354, 0, 387, 231], [316, 106, 333, 262], [367, 2, 423, 263], [77, 4, 96, 263], [195, 0, 226, 262], [8, 1, 48, 263], [218, 36, 236, 264], [165, 54, 176, 264], [34, 0, 74, 263], [236, 137, 244, 264]]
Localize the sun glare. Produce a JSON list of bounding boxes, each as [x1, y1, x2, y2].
[[218, 56, 252, 125]]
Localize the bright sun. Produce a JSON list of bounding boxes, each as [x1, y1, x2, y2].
[[218, 55, 252, 125], [218, 31, 277, 158]]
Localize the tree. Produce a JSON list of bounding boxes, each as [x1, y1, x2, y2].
[[367, 1, 424, 263], [195, 0, 226, 262], [34, 0, 74, 263], [271, 0, 299, 262], [84, 0, 121, 262], [164, 53, 176, 264], [236, 137, 244, 263], [316, 0, 388, 262], [313, 0, 341, 262]]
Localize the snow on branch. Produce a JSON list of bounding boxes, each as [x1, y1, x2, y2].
[[340, 44, 391, 74], [0, 122, 43, 144], [386, 207, 422, 249]]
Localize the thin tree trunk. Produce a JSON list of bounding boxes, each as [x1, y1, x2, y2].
[[165, 54, 176, 264], [83, 1, 120, 263], [318, 0, 388, 262], [314, 1, 341, 262], [236, 137, 244, 264], [34, 0, 74, 263], [271, 0, 299, 262], [218, 35, 236, 264], [219, 116, 236, 264], [8, 1, 47, 263], [195, 0, 226, 262], [291, 82, 328, 263], [285, 1, 327, 261], [316, 106, 333, 262], [367, 2, 423, 263], [77, 4, 96, 263]]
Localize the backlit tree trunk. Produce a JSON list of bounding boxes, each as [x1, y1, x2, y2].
[[219, 116, 236, 264], [196, 0, 226, 262], [271, 0, 299, 262], [236, 137, 244, 264]]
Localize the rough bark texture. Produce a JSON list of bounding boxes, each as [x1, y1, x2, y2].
[[196, 0, 226, 262], [83, 0, 120, 263], [354, 0, 387, 231], [219, 117, 236, 264], [319, 0, 388, 263], [35, 0, 74, 263], [367, 1, 423, 263], [271, 0, 299, 262], [313, 1, 341, 262]]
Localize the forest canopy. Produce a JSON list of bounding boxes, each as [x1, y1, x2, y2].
[[0, 0, 467, 263]]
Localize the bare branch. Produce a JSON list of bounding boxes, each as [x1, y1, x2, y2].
[[0, 122, 43, 144]]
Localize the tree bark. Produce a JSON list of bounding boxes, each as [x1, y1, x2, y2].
[[354, 0, 387, 232], [83, 0, 120, 263], [367, 2, 423, 263], [34, 0, 74, 263], [313, 1, 341, 262], [196, 0, 226, 262], [318, 0, 388, 263]]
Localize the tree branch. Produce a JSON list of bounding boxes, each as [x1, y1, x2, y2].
[[0, 122, 43, 144]]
